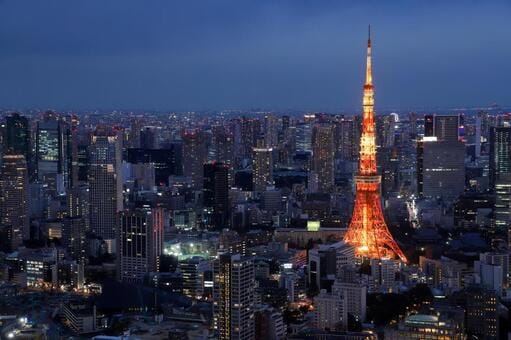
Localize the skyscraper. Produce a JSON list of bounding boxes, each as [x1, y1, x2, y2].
[[312, 124, 335, 193], [203, 162, 230, 230], [343, 28, 407, 262], [213, 253, 255, 340], [88, 127, 122, 245], [0, 153, 29, 246], [489, 127, 511, 228], [252, 145, 273, 192], [118, 207, 164, 282]]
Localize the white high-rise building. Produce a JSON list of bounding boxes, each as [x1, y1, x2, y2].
[[313, 289, 347, 331], [332, 279, 367, 322], [369, 258, 398, 293]]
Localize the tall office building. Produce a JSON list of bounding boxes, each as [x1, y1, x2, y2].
[[36, 112, 72, 196], [0, 153, 29, 245], [417, 136, 465, 199], [434, 115, 459, 142], [312, 124, 335, 193], [464, 286, 499, 339], [63, 184, 90, 262], [203, 162, 230, 230], [118, 207, 164, 282], [252, 146, 273, 192], [5, 113, 31, 171], [88, 127, 122, 244], [213, 253, 255, 340], [489, 127, 511, 228], [296, 116, 315, 152], [182, 129, 207, 188]]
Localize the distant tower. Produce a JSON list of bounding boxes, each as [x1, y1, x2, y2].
[[343, 28, 407, 262]]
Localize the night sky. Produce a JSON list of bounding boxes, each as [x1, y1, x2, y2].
[[0, 0, 509, 111]]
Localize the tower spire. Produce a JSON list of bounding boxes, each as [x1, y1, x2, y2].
[[365, 24, 372, 86]]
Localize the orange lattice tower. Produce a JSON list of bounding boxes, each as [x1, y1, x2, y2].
[[343, 27, 407, 262]]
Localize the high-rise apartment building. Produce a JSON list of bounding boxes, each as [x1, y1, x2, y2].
[[331, 279, 367, 322], [213, 253, 255, 340], [252, 146, 273, 192], [313, 289, 346, 331]]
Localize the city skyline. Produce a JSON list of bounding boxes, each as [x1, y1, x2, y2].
[[1, 3, 510, 339], [0, 1, 510, 111]]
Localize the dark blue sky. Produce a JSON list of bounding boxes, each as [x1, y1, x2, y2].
[[0, 1, 509, 111]]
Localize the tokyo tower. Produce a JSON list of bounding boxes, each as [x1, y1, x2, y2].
[[343, 27, 407, 263]]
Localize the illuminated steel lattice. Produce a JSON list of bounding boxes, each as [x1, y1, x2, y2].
[[343, 28, 407, 262]]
